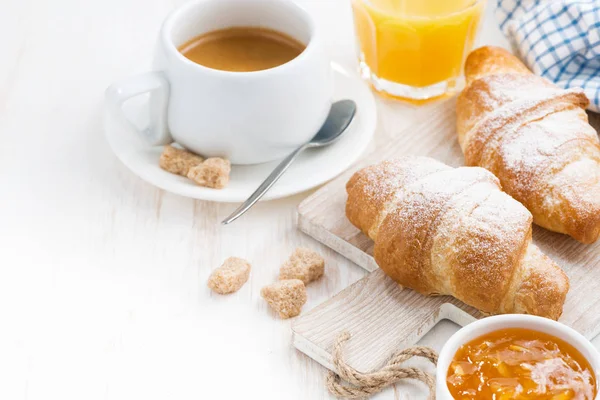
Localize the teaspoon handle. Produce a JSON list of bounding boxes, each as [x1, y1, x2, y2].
[[222, 144, 309, 225]]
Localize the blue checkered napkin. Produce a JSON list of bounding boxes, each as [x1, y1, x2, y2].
[[496, 0, 600, 112]]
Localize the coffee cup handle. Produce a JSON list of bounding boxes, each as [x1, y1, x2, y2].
[[105, 71, 172, 145]]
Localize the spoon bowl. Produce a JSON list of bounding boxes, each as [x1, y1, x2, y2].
[[308, 100, 357, 147], [222, 100, 357, 224]]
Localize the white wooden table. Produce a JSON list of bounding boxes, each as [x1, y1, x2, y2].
[[2, 1, 597, 399]]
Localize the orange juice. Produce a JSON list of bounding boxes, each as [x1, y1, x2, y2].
[[352, 0, 485, 101]]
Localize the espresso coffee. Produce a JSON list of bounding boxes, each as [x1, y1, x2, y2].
[[179, 27, 306, 72]]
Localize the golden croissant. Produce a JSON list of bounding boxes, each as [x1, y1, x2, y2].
[[346, 156, 569, 320], [457, 46, 600, 244]]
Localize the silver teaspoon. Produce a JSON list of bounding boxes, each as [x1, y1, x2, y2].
[[222, 100, 357, 225]]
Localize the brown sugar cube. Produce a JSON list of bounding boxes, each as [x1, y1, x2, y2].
[[260, 279, 307, 319], [159, 145, 204, 176], [207, 257, 251, 294], [279, 247, 325, 285], [187, 157, 231, 189]]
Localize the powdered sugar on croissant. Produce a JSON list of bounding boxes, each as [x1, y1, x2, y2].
[[346, 156, 569, 320], [457, 46, 600, 244]]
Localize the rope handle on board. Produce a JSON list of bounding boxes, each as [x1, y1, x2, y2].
[[326, 332, 439, 399]]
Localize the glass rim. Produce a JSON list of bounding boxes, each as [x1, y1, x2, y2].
[[357, 0, 487, 20]]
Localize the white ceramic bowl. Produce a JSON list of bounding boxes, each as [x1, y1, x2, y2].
[[436, 315, 600, 399]]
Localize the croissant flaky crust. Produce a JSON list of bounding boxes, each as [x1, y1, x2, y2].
[[346, 156, 569, 320], [457, 46, 600, 244]]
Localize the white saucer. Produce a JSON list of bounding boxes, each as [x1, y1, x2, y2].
[[104, 63, 376, 203]]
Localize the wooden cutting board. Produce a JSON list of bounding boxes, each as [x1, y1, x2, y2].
[[291, 98, 600, 374]]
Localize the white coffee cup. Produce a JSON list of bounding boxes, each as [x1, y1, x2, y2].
[[105, 0, 332, 165]]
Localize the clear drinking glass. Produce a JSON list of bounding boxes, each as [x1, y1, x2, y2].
[[351, 0, 486, 102]]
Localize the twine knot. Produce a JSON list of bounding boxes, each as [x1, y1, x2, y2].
[[326, 332, 438, 399]]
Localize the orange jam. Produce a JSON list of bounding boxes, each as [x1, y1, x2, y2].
[[447, 328, 597, 399]]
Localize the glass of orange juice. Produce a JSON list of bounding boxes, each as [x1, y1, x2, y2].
[[351, 0, 486, 101]]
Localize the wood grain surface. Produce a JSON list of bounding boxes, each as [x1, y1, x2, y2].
[[293, 98, 600, 375], [294, 269, 484, 373]]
